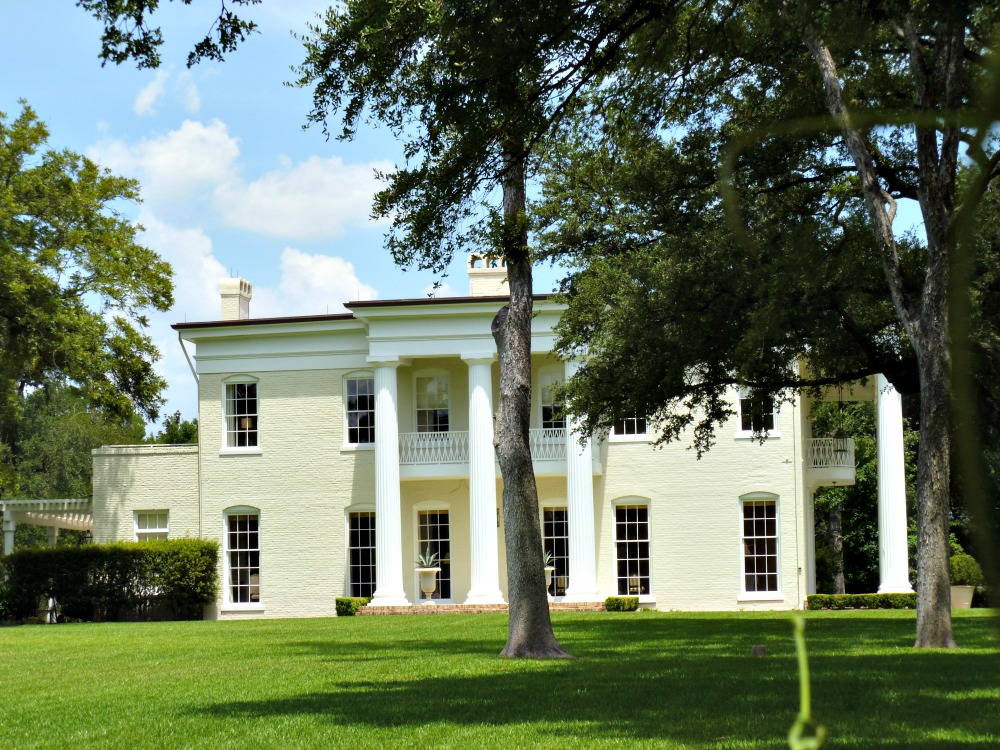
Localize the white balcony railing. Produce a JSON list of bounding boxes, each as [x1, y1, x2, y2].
[[399, 431, 470, 464], [810, 438, 855, 469], [529, 428, 567, 460]]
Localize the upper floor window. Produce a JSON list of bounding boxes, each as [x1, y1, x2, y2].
[[135, 511, 168, 541], [225, 382, 258, 447], [416, 375, 449, 432], [739, 393, 775, 433], [346, 377, 375, 444], [539, 371, 565, 429], [614, 414, 648, 436]]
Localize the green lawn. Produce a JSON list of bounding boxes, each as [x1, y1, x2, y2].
[[1, 610, 998, 749]]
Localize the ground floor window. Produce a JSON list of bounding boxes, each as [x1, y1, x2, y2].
[[543, 506, 569, 596], [615, 505, 650, 595], [227, 513, 260, 603], [418, 510, 451, 600], [135, 511, 168, 541], [349, 511, 376, 598], [742, 499, 778, 593]]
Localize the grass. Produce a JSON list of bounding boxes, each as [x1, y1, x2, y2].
[[0, 610, 998, 749]]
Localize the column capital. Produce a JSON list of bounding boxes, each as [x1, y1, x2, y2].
[[461, 353, 496, 365], [368, 357, 402, 368]]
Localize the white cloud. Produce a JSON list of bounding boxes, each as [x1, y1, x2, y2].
[[176, 71, 201, 114], [134, 70, 169, 116], [214, 155, 394, 239], [90, 119, 240, 204], [252, 248, 378, 318]]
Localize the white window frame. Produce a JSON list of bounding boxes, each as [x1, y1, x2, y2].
[[610, 497, 653, 602], [222, 506, 263, 611], [221, 375, 261, 454], [346, 506, 376, 598], [343, 372, 376, 449], [735, 389, 781, 439], [413, 370, 450, 433], [539, 499, 569, 599], [610, 413, 649, 442], [134, 510, 169, 541], [738, 493, 783, 602], [413, 501, 452, 603], [538, 369, 566, 430]]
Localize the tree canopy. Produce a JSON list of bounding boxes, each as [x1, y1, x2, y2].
[[0, 103, 173, 432]]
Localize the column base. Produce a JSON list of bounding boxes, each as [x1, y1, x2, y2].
[[368, 594, 411, 607], [878, 582, 915, 594], [464, 590, 505, 605]]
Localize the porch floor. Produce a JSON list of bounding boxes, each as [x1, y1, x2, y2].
[[358, 601, 605, 616]]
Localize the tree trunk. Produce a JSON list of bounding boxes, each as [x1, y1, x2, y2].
[[829, 503, 845, 595], [493, 151, 571, 658]]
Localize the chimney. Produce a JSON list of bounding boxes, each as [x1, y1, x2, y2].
[[467, 253, 508, 297], [220, 278, 252, 320]]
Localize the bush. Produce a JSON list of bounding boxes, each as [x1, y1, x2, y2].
[[1, 539, 219, 622], [604, 596, 640, 612], [336, 597, 370, 616], [949, 554, 985, 586], [806, 593, 917, 610]]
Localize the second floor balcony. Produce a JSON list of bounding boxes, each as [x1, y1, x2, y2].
[[806, 437, 856, 489]]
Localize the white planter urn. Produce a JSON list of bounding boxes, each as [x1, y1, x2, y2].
[[544, 566, 556, 600], [417, 567, 441, 603], [950, 584, 975, 610]]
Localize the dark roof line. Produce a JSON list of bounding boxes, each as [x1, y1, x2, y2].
[[172, 312, 355, 330]]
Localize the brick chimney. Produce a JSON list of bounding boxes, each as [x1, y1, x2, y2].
[[220, 278, 252, 320], [467, 253, 508, 297]]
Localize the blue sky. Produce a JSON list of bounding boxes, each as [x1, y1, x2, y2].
[[2, 2, 564, 427]]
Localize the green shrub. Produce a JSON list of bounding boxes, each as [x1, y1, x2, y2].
[[604, 596, 640, 612], [806, 593, 917, 610], [336, 597, 370, 616], [1, 540, 219, 622], [949, 554, 984, 586]]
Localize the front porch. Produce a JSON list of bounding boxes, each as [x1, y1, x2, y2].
[[356, 601, 606, 616]]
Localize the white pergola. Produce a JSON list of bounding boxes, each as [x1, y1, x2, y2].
[[1, 498, 93, 554]]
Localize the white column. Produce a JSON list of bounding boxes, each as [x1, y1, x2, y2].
[[563, 359, 600, 601], [3, 516, 15, 556], [369, 361, 410, 606], [47, 526, 59, 548], [464, 356, 504, 604], [876, 374, 914, 593]]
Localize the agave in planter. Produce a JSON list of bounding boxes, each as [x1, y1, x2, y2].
[[543, 550, 556, 597], [416, 549, 442, 602]]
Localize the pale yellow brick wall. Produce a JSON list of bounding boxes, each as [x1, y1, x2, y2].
[[91, 445, 199, 542], [199, 368, 374, 619]]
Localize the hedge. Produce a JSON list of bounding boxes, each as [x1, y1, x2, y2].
[[1, 539, 219, 622], [336, 597, 371, 616], [604, 596, 640, 612], [806, 593, 917, 610]]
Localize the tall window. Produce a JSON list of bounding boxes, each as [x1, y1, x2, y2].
[[346, 378, 375, 444], [543, 506, 569, 596], [416, 375, 449, 432], [539, 372, 565, 429], [135, 511, 168, 541], [225, 382, 258, 447], [739, 394, 775, 432], [742, 499, 778, 593], [417, 510, 451, 600], [615, 505, 650, 595], [614, 414, 648, 436], [227, 512, 260, 603], [349, 511, 376, 598]]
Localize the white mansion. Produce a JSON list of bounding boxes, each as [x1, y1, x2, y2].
[[0, 257, 914, 617]]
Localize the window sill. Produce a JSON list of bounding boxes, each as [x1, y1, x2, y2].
[[220, 603, 265, 612], [341, 443, 375, 452], [219, 447, 262, 456], [737, 592, 784, 602], [608, 434, 651, 444]]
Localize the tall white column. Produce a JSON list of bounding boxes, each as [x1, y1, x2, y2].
[[369, 361, 409, 606], [47, 526, 59, 548], [876, 374, 914, 593], [3, 517, 15, 556], [464, 356, 504, 604], [563, 359, 600, 601]]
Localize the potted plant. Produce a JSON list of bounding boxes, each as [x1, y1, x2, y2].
[[950, 554, 984, 609], [543, 551, 556, 598], [416, 549, 441, 603]]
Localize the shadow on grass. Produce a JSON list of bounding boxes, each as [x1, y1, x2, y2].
[[196, 613, 1000, 747]]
